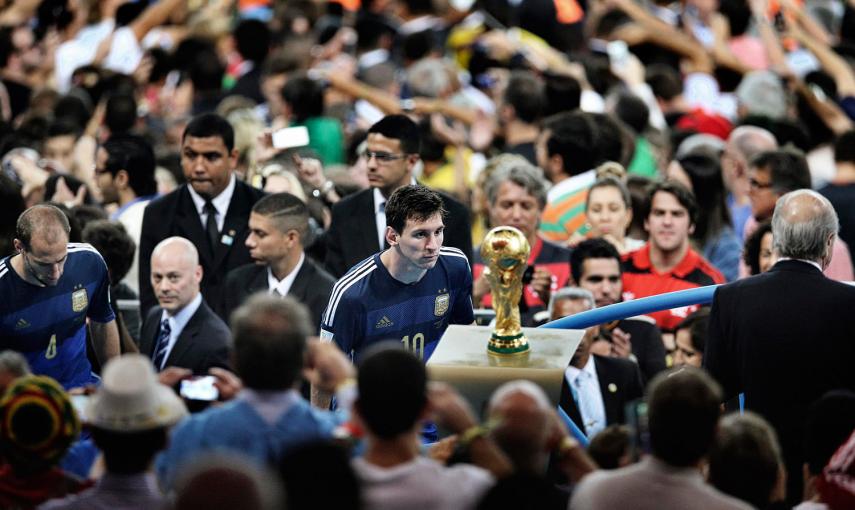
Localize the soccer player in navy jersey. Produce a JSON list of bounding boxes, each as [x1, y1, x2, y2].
[[321, 185, 474, 363], [0, 204, 119, 388]]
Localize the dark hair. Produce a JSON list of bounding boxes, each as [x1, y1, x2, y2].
[[587, 425, 631, 469], [54, 96, 90, 133], [570, 238, 622, 284], [102, 134, 157, 197], [647, 368, 722, 466], [742, 220, 773, 275], [645, 180, 698, 228], [281, 75, 324, 123], [614, 93, 650, 134], [719, 0, 752, 36], [71, 204, 107, 233], [16, 204, 71, 251], [590, 113, 634, 167], [252, 192, 310, 242], [279, 441, 361, 510], [91, 427, 168, 474], [46, 119, 79, 140], [82, 220, 136, 284], [833, 129, 855, 164], [356, 345, 427, 439], [675, 306, 710, 354], [542, 111, 602, 177], [368, 115, 420, 154], [804, 390, 855, 476], [189, 48, 225, 94], [230, 295, 310, 390], [402, 30, 436, 62], [503, 71, 545, 124], [676, 152, 732, 245], [233, 19, 270, 63], [385, 184, 446, 234], [183, 113, 235, 152], [104, 94, 137, 135], [708, 413, 782, 509], [750, 149, 811, 194], [646, 64, 683, 101], [544, 74, 581, 115], [626, 175, 653, 240]]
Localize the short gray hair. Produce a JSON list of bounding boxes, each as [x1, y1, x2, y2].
[[488, 380, 551, 412], [0, 351, 30, 378], [548, 287, 595, 317], [771, 190, 838, 262], [485, 162, 549, 210]]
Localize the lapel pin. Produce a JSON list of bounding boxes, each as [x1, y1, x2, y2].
[[228, 229, 236, 236], [221, 234, 234, 246], [608, 383, 617, 393]]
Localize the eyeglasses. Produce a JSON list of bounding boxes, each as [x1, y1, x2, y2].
[[362, 151, 407, 163], [749, 178, 773, 190]]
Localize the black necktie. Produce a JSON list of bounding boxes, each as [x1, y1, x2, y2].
[[204, 200, 219, 255]]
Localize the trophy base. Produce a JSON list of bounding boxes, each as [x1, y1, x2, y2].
[[428, 325, 583, 419], [487, 332, 530, 355]]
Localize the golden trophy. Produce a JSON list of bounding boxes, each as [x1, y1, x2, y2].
[[426, 227, 583, 419], [480, 226, 531, 355]]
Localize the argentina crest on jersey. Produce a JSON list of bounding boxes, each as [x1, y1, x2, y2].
[[71, 286, 88, 312], [434, 293, 449, 316]]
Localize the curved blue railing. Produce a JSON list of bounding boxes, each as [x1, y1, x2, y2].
[[539, 285, 720, 331]]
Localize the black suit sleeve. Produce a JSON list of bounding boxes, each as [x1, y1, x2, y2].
[[704, 287, 738, 401], [323, 202, 349, 278], [138, 203, 159, 318], [219, 269, 241, 324], [440, 194, 473, 264]]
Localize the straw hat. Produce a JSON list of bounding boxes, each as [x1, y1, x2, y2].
[[87, 354, 188, 432]]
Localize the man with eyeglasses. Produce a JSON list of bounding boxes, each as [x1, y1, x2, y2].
[[323, 114, 472, 278], [747, 149, 853, 280], [569, 238, 666, 383], [0, 204, 119, 388]]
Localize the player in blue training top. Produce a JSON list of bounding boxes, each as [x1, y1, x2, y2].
[[0, 204, 120, 388], [321, 184, 474, 363]]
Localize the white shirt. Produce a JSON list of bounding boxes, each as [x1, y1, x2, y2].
[[267, 253, 305, 297], [238, 388, 301, 426], [373, 187, 387, 250], [565, 355, 607, 438], [157, 293, 203, 368], [353, 456, 494, 510], [188, 174, 237, 233]]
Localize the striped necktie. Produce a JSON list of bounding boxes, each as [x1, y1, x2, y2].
[[152, 318, 171, 370]]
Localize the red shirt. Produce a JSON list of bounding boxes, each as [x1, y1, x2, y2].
[[621, 243, 724, 331]]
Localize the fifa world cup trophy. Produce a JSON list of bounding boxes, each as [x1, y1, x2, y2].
[[480, 226, 531, 355]]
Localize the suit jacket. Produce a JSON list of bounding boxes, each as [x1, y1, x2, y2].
[[139, 300, 232, 374], [220, 256, 336, 331], [559, 355, 644, 434], [138, 181, 266, 317], [323, 188, 473, 277], [705, 259, 855, 502]]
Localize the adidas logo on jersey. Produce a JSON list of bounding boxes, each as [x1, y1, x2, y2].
[[375, 316, 394, 329], [15, 318, 30, 330]]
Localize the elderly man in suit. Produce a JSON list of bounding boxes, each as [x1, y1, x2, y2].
[[551, 288, 644, 440], [705, 189, 855, 504], [323, 114, 472, 277], [138, 113, 266, 318], [140, 237, 231, 374], [221, 192, 335, 329]]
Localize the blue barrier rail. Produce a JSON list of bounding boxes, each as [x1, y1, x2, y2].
[[539, 285, 721, 330]]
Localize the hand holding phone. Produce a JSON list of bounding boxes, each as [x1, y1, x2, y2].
[[179, 376, 219, 401]]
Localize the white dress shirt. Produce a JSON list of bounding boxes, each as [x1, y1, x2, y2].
[[565, 356, 607, 438], [267, 254, 305, 297], [187, 174, 236, 233], [373, 187, 387, 250]]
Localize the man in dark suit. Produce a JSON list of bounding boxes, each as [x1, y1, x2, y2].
[[138, 113, 266, 317], [139, 237, 231, 374], [222, 193, 335, 330], [553, 289, 644, 439], [705, 189, 855, 503], [323, 114, 472, 277]]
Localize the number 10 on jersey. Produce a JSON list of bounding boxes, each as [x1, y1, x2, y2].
[[401, 333, 425, 360]]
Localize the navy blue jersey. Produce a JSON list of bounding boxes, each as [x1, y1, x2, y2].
[[321, 246, 474, 362], [0, 243, 114, 388]]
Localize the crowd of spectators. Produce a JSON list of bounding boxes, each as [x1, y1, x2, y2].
[[0, 0, 855, 508]]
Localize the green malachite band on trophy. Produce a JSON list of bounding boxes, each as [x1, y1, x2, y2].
[[490, 332, 525, 341], [488, 343, 531, 355]]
